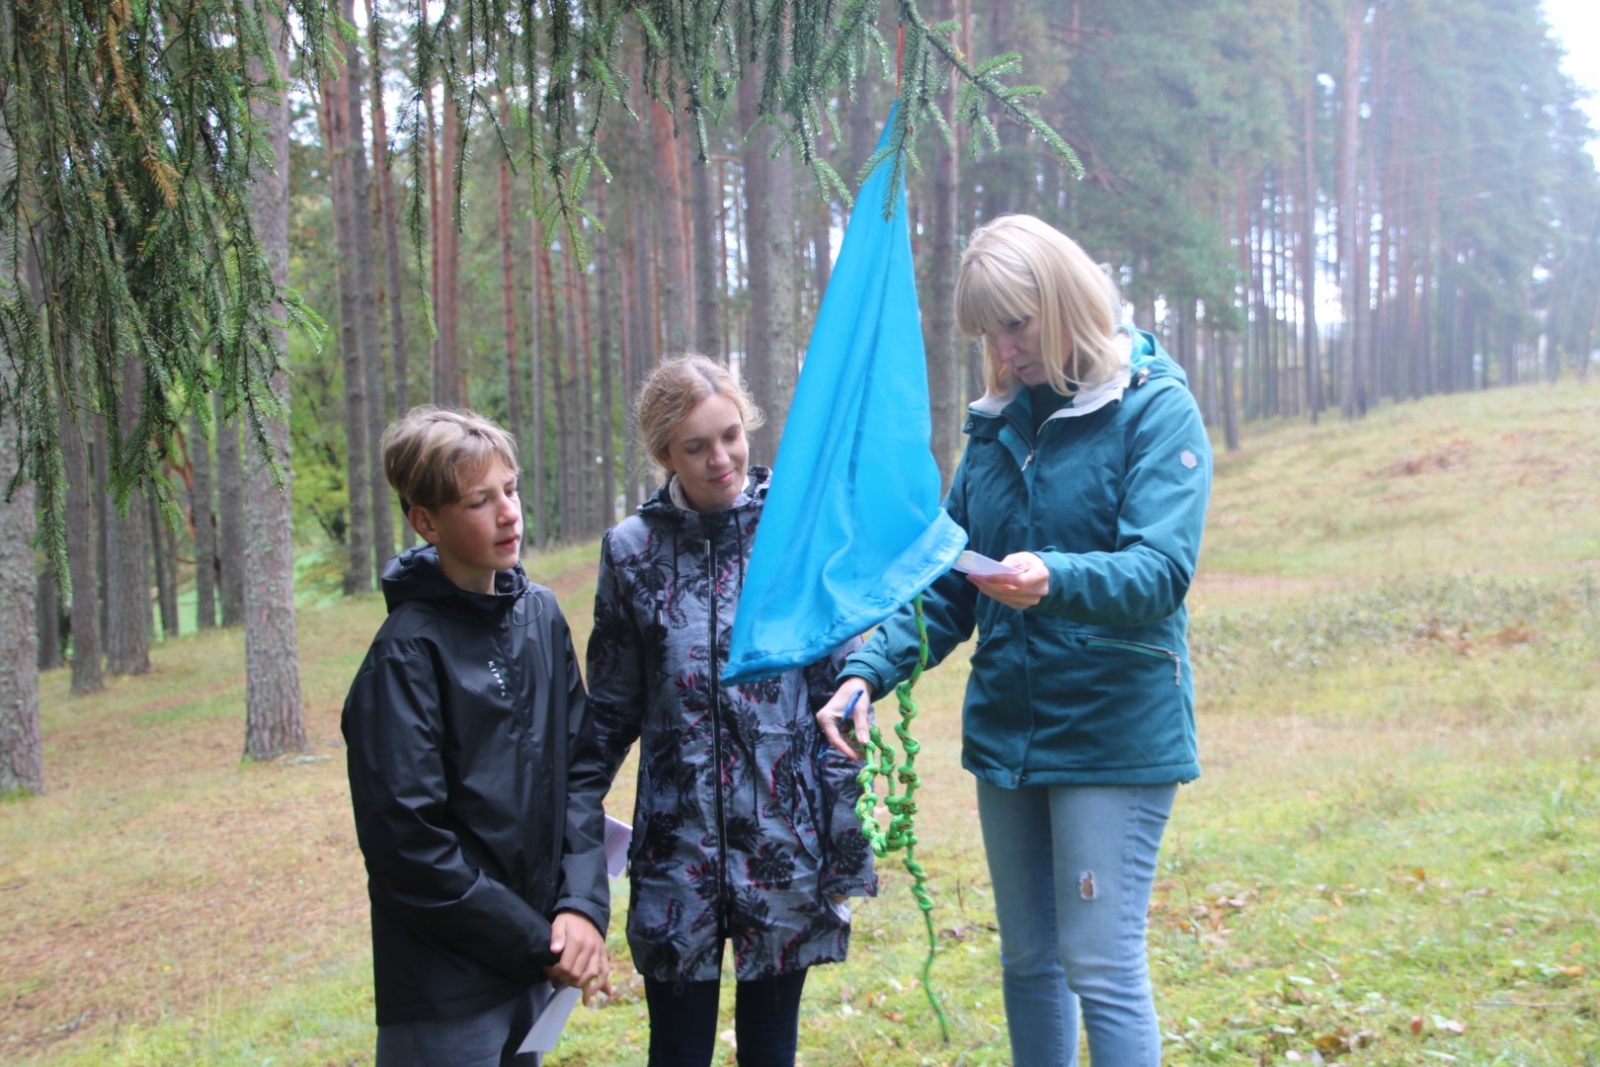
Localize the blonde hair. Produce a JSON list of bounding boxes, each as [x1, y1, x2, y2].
[[636, 354, 764, 467], [382, 405, 520, 512], [955, 214, 1125, 396]]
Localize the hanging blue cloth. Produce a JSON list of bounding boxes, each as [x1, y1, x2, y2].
[[722, 110, 967, 685]]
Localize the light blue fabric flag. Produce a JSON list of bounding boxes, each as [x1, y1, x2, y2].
[[722, 112, 967, 685]]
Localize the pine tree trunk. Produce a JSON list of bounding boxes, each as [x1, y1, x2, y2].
[[498, 91, 523, 460], [595, 177, 618, 529], [739, 72, 797, 465], [529, 214, 548, 547], [926, 0, 962, 493], [59, 395, 104, 694], [366, 0, 413, 548], [318, 78, 373, 596], [189, 413, 218, 631], [213, 393, 246, 627], [36, 563, 61, 671], [104, 352, 151, 677], [340, 0, 393, 575], [1300, 6, 1321, 423], [0, 0, 41, 796], [242, 4, 307, 761], [0, 466, 41, 793], [1337, 0, 1364, 421], [692, 157, 721, 360], [149, 497, 179, 639], [650, 100, 691, 354]]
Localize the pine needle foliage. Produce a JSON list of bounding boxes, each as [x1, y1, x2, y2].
[[0, 0, 330, 586], [408, 0, 1082, 254]]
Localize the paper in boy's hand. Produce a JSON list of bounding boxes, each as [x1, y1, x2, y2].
[[952, 550, 1021, 577], [518, 984, 582, 1054], [604, 815, 632, 879]]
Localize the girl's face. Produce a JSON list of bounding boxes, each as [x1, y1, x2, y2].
[[657, 393, 749, 513]]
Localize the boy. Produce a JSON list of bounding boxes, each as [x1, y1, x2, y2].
[[342, 406, 609, 1067]]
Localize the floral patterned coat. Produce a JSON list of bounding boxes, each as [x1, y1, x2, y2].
[[586, 466, 876, 984]]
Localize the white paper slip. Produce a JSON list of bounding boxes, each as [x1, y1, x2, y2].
[[519, 984, 582, 1054], [604, 814, 632, 879], [952, 550, 1020, 577]]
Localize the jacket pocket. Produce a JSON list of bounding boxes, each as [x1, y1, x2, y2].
[[1079, 635, 1183, 686]]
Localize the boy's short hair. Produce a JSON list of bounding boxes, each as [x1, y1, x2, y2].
[[382, 406, 520, 513]]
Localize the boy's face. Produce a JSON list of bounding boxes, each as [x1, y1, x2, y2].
[[409, 456, 522, 594]]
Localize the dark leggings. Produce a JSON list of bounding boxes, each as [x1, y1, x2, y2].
[[643, 968, 809, 1067]]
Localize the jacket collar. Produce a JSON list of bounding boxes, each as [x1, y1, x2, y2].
[[968, 328, 1143, 425]]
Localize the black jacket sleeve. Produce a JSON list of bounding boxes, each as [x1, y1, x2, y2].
[[344, 643, 558, 985], [550, 606, 611, 932]]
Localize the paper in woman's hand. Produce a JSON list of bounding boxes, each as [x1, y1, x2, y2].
[[952, 550, 1021, 577]]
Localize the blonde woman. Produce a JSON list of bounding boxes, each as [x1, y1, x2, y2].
[[820, 215, 1213, 1065], [587, 355, 875, 1067]]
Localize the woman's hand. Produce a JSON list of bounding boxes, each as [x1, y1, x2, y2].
[[816, 677, 874, 759], [967, 551, 1049, 609]]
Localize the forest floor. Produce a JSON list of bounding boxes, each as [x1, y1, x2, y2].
[[3, 378, 1599, 1066]]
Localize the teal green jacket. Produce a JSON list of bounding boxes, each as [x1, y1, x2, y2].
[[842, 330, 1212, 787]]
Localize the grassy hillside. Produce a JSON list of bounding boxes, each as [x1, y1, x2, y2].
[[2, 380, 1596, 1065]]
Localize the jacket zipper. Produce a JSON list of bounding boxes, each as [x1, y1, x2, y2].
[[1083, 636, 1183, 686], [705, 534, 731, 937]]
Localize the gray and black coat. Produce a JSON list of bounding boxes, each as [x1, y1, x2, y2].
[[586, 466, 876, 985]]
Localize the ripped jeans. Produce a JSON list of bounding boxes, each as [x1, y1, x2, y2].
[[975, 780, 1177, 1066]]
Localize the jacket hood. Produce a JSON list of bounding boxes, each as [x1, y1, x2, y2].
[[968, 327, 1186, 418], [381, 543, 530, 617], [636, 464, 772, 528]]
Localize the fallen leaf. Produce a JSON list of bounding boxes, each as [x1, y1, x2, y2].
[[1410, 1015, 1424, 1036]]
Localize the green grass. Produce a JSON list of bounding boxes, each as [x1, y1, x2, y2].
[[3, 380, 1598, 1065]]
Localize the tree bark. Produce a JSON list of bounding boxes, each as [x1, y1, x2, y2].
[[340, 0, 393, 575], [739, 71, 797, 466], [365, 0, 413, 548], [595, 175, 618, 529], [188, 414, 217, 630], [243, 5, 307, 761], [104, 352, 151, 677], [213, 393, 246, 626], [926, 0, 962, 493], [59, 394, 104, 693], [498, 90, 523, 461], [1337, 0, 1364, 421], [0, 464, 41, 794], [149, 496, 179, 639], [36, 563, 61, 671], [318, 74, 373, 595], [650, 100, 691, 355], [529, 214, 548, 547], [691, 155, 721, 360]]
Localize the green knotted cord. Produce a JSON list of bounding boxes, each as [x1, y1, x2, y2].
[[852, 594, 951, 1043]]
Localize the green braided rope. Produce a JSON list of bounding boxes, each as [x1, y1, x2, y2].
[[852, 594, 951, 1043]]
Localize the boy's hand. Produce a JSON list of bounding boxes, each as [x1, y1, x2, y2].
[[546, 912, 611, 1003]]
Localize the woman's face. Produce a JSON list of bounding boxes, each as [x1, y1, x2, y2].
[[658, 393, 749, 513], [986, 314, 1049, 386]]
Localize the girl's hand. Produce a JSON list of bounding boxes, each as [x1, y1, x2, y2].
[[816, 677, 874, 759], [967, 552, 1049, 609]]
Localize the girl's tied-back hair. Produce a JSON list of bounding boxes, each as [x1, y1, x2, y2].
[[956, 214, 1125, 398], [635, 354, 765, 468], [381, 405, 520, 513]]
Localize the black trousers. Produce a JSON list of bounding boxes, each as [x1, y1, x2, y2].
[[643, 968, 809, 1067]]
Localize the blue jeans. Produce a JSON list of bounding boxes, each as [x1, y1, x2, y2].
[[976, 780, 1177, 1066]]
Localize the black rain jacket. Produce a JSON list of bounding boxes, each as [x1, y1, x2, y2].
[[342, 545, 610, 1025]]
